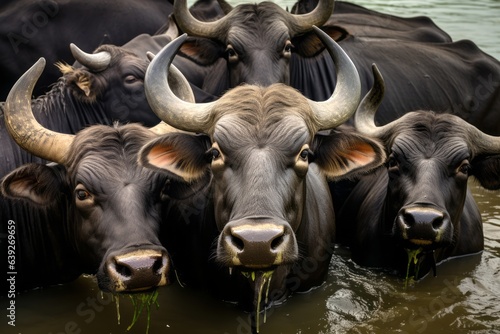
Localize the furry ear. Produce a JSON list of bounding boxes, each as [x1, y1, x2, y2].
[[313, 127, 386, 180], [292, 26, 349, 58], [179, 37, 224, 66], [140, 133, 211, 183], [1, 163, 67, 206], [56, 62, 95, 100], [471, 154, 500, 190]]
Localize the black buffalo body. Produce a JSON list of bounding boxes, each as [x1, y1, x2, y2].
[[336, 66, 500, 278]]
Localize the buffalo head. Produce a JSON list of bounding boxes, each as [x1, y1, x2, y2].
[[139, 31, 385, 309], [1, 58, 192, 292], [173, 0, 336, 90], [54, 43, 159, 125], [354, 64, 500, 265]]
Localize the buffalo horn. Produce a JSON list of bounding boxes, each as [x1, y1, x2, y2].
[[4, 58, 74, 164], [145, 34, 215, 133], [464, 121, 500, 155], [287, 0, 335, 35], [70, 43, 111, 72], [355, 65, 500, 154], [434, 65, 500, 153], [355, 64, 428, 138], [146, 51, 196, 135], [353, 63, 397, 137], [174, 0, 333, 38], [173, 0, 226, 38], [307, 26, 361, 130], [147, 29, 361, 133]]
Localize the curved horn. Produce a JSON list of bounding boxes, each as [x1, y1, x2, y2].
[[355, 64, 388, 137], [307, 26, 361, 130], [287, 0, 335, 35], [70, 43, 111, 72], [355, 64, 500, 154], [354, 64, 408, 138], [147, 51, 196, 135], [173, 0, 227, 38], [146, 52, 196, 103], [4, 58, 74, 164], [145, 34, 215, 133], [464, 121, 500, 155]]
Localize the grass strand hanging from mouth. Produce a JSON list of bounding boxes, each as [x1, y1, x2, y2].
[[114, 295, 121, 325], [404, 248, 423, 288], [242, 270, 274, 334], [111, 290, 160, 334], [126, 290, 160, 333]]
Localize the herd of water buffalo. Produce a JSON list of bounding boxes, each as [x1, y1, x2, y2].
[[1, 0, 500, 332]]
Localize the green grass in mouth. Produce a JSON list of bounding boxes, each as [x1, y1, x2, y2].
[[241, 270, 274, 333], [112, 289, 160, 334], [405, 248, 423, 288]]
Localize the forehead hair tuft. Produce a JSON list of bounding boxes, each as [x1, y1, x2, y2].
[[64, 123, 156, 176], [210, 83, 317, 134]]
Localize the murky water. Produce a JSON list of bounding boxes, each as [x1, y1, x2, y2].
[[2, 1, 500, 333]]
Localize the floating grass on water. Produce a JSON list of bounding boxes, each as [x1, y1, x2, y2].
[[405, 248, 423, 288], [113, 290, 160, 334]]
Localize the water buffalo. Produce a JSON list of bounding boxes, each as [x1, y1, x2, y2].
[[0, 57, 193, 294], [173, 0, 334, 89], [0, 0, 174, 100], [173, 0, 500, 135], [336, 65, 500, 278], [138, 31, 385, 329], [0, 21, 197, 179]]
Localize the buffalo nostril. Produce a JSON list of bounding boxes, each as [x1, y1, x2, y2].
[[402, 208, 445, 228], [431, 216, 444, 230], [402, 212, 416, 227], [230, 235, 245, 251], [270, 234, 285, 251], [152, 256, 164, 274], [220, 220, 298, 267], [104, 250, 170, 292], [229, 225, 285, 252], [114, 260, 132, 278]]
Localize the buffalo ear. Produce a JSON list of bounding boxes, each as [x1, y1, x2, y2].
[[313, 127, 386, 180], [1, 163, 67, 206], [293, 26, 349, 58], [56, 62, 96, 100], [140, 133, 211, 183], [179, 37, 224, 66], [471, 155, 500, 190]]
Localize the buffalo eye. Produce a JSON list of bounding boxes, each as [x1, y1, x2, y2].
[[282, 40, 294, 58], [225, 45, 238, 63], [124, 75, 140, 84], [295, 144, 310, 175], [299, 149, 309, 161], [76, 189, 91, 201], [206, 143, 224, 166], [386, 154, 399, 172], [457, 159, 471, 176], [211, 148, 221, 160]]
